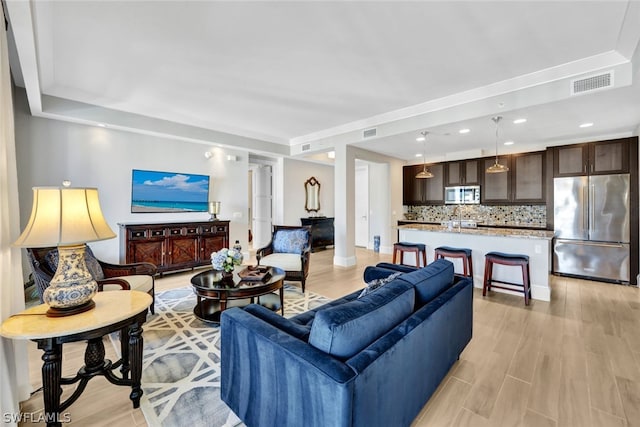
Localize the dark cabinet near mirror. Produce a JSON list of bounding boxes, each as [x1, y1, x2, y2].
[[300, 217, 334, 252]]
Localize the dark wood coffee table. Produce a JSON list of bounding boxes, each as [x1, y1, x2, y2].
[[190, 267, 286, 323]]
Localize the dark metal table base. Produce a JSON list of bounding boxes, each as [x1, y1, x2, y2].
[[35, 310, 148, 427]]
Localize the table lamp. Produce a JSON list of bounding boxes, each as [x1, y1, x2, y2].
[[208, 201, 221, 221], [13, 186, 116, 317]]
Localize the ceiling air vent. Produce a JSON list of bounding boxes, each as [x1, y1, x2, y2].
[[571, 71, 613, 95], [363, 128, 377, 138], [301, 143, 311, 151]]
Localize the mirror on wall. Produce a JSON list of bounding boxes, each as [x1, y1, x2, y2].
[[304, 176, 321, 213]]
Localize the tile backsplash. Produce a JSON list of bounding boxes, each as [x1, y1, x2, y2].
[[404, 205, 547, 228]]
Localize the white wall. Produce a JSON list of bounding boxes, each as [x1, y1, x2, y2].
[[282, 158, 335, 225], [350, 147, 404, 254], [13, 89, 249, 264]]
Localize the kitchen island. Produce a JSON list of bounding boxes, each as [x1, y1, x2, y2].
[[398, 223, 555, 301]]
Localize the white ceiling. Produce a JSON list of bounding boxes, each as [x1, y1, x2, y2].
[[6, 1, 640, 163]]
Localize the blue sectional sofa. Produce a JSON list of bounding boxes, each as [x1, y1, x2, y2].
[[220, 259, 473, 427]]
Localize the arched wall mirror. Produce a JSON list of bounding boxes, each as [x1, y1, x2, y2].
[[304, 177, 321, 213]]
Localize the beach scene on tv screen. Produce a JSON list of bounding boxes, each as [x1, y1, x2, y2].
[[131, 169, 210, 213]]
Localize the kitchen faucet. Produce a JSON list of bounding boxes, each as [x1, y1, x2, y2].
[[453, 205, 463, 231]]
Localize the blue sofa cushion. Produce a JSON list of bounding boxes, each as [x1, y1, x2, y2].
[[358, 272, 402, 298], [243, 304, 311, 341], [397, 259, 454, 306], [308, 280, 414, 359], [273, 229, 309, 254]]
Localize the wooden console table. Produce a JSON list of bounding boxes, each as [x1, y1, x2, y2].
[[300, 217, 334, 252], [119, 220, 230, 274], [0, 291, 152, 427]]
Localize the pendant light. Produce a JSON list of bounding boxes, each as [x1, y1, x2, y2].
[[415, 131, 434, 179], [486, 115, 509, 173]]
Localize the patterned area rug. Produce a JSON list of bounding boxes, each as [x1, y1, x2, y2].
[[125, 284, 330, 426]]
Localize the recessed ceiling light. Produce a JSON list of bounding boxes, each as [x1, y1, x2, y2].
[[416, 136, 425, 142], [513, 118, 527, 124], [579, 122, 594, 128], [459, 128, 470, 134], [415, 153, 423, 157], [97, 123, 106, 127], [504, 141, 515, 146]]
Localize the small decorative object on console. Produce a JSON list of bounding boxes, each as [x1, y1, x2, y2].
[[211, 247, 243, 272]]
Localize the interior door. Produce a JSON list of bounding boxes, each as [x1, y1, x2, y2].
[[252, 165, 272, 250], [355, 163, 369, 247]]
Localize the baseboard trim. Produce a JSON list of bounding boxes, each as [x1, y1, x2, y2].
[[333, 255, 357, 267]]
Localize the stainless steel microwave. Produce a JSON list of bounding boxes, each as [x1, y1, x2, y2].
[[444, 185, 481, 204]]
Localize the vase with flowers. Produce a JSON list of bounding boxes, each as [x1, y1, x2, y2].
[[211, 247, 243, 285]]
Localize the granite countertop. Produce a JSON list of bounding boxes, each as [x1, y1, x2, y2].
[[397, 223, 556, 240]]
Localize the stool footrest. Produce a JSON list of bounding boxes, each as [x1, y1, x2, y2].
[[486, 279, 526, 288]]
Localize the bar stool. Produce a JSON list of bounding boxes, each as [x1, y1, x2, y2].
[[483, 252, 531, 305], [434, 246, 473, 278], [393, 242, 427, 268]]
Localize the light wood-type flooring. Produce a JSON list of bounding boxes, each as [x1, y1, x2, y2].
[[17, 248, 640, 426]]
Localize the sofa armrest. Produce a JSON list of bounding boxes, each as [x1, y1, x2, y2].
[[221, 308, 356, 427], [243, 304, 311, 341]]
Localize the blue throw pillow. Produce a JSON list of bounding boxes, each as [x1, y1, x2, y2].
[[45, 247, 105, 281], [272, 229, 309, 254], [358, 272, 402, 298]]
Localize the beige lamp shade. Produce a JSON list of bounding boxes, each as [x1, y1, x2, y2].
[[13, 187, 116, 247]]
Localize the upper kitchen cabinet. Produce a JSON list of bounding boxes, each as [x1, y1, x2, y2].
[[424, 163, 445, 203], [445, 160, 480, 186], [403, 165, 425, 205], [553, 137, 631, 177], [512, 151, 545, 204], [481, 152, 545, 205], [402, 163, 444, 205], [482, 156, 512, 203]]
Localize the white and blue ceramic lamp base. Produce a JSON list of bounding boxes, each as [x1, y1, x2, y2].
[[43, 244, 98, 317]]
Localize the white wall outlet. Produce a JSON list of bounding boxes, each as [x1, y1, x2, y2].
[[233, 211, 242, 219], [534, 244, 541, 254]]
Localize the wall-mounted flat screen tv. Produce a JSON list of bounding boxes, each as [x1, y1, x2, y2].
[[131, 169, 210, 213]]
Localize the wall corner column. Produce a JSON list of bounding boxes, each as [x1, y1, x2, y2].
[[333, 145, 357, 267]]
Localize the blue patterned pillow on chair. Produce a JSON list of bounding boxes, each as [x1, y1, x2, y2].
[[273, 229, 309, 254]]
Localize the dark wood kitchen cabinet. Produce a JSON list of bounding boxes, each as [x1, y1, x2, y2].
[[553, 137, 631, 177], [119, 221, 229, 274], [403, 165, 425, 205], [424, 163, 444, 203], [403, 163, 444, 205], [512, 151, 545, 203], [446, 160, 480, 186], [482, 156, 512, 203], [482, 152, 545, 204]]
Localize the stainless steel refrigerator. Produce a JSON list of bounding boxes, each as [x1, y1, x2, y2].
[[553, 174, 630, 283]]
